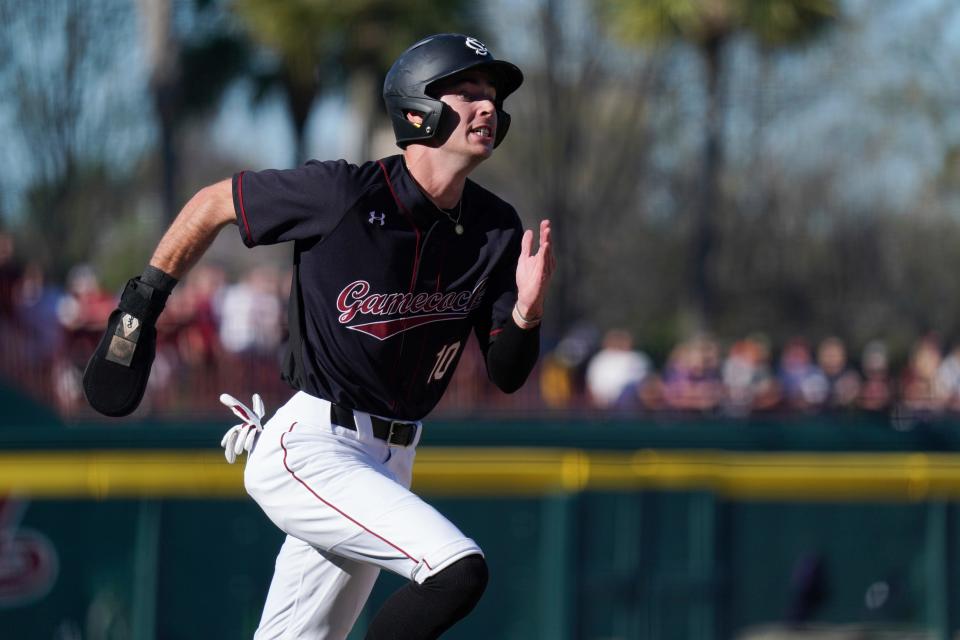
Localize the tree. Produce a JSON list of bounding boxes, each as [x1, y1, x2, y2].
[[0, 0, 138, 278], [0, 0, 249, 278], [596, 0, 837, 330], [231, 0, 478, 165], [477, 0, 666, 338], [137, 0, 253, 219]]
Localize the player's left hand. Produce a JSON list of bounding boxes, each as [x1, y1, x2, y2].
[[514, 219, 556, 325], [219, 392, 266, 464]]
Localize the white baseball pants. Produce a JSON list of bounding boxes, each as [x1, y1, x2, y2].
[[244, 391, 482, 639]]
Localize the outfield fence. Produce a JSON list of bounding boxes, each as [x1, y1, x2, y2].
[[2, 416, 960, 639]]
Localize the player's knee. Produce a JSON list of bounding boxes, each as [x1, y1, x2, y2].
[[423, 554, 488, 611]]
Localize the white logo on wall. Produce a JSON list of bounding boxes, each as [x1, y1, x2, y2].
[[369, 211, 386, 226], [464, 37, 488, 56]]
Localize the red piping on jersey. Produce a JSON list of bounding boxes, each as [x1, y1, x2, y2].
[[280, 422, 431, 570], [236, 171, 254, 244], [377, 161, 409, 215], [434, 239, 447, 293], [378, 160, 421, 294]]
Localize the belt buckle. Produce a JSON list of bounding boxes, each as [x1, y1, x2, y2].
[[387, 420, 409, 446]]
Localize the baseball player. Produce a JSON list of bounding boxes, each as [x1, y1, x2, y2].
[[82, 33, 554, 638]]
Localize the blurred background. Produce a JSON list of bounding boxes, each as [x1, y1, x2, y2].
[[3, 0, 960, 638]]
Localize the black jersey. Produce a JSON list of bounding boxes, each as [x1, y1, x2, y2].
[[232, 154, 522, 420]]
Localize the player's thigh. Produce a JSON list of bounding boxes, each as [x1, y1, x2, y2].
[[323, 470, 482, 583], [250, 422, 481, 583]]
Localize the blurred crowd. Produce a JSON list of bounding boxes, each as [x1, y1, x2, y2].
[[0, 230, 291, 417], [541, 325, 956, 419], [2, 229, 960, 421]]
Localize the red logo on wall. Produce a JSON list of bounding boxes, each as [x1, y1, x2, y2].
[[0, 498, 58, 607]]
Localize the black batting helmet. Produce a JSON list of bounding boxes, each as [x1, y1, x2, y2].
[[383, 33, 523, 148]]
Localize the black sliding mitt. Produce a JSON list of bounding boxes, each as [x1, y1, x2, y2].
[[82, 276, 171, 417]]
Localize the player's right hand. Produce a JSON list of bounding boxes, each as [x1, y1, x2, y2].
[[219, 392, 266, 464], [82, 276, 171, 417]]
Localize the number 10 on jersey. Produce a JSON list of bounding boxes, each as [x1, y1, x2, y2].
[[428, 341, 461, 382]]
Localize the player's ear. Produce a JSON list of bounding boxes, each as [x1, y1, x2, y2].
[[405, 111, 425, 128]]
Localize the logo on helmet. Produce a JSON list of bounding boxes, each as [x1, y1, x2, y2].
[[464, 37, 489, 56]]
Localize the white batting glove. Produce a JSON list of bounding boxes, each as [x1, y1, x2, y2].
[[219, 392, 266, 464]]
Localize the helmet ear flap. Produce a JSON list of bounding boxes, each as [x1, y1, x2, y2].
[[389, 100, 514, 148], [386, 96, 445, 147]]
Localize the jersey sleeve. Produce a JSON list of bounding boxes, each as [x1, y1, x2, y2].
[[232, 160, 358, 247]]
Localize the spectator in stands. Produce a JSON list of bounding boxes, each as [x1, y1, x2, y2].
[[539, 352, 575, 409], [14, 262, 64, 364], [934, 342, 960, 413], [585, 328, 653, 409], [661, 335, 724, 412], [0, 262, 63, 405], [858, 340, 894, 413], [816, 336, 861, 411], [0, 230, 22, 329], [777, 337, 829, 412], [0, 232, 22, 384], [722, 334, 781, 416], [540, 322, 600, 408], [146, 263, 227, 408], [218, 265, 284, 357], [53, 264, 116, 411], [55, 264, 116, 336], [161, 263, 226, 369], [899, 335, 943, 415]]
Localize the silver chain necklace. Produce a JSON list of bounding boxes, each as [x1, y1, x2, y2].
[[436, 198, 464, 235]]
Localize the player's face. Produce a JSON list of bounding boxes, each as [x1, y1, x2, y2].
[[435, 72, 498, 159]]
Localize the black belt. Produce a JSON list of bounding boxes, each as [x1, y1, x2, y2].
[[330, 403, 417, 447]]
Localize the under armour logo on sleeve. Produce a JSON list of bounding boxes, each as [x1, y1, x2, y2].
[[369, 211, 386, 226]]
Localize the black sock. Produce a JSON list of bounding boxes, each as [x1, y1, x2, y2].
[[365, 555, 488, 640]]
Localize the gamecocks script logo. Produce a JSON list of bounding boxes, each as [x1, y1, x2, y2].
[[337, 279, 487, 340]]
